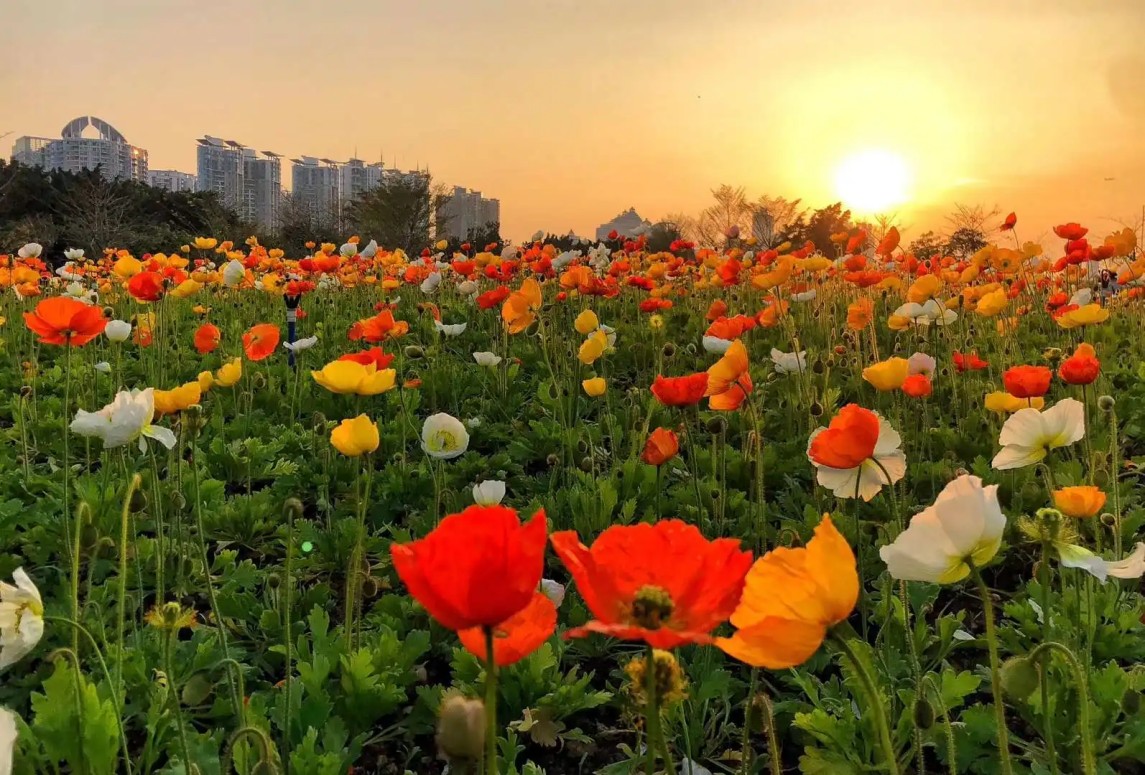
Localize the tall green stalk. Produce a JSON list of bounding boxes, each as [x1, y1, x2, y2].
[[969, 564, 1015, 775], [830, 629, 900, 775]]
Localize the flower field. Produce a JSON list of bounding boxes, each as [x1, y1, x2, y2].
[[2, 222, 1145, 775]]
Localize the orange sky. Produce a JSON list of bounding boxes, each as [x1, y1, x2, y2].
[[5, 0, 1145, 243]]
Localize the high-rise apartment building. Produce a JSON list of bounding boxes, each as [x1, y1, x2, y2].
[[438, 186, 501, 240], [148, 169, 197, 193], [10, 116, 148, 181], [290, 156, 342, 226], [339, 158, 385, 206], [242, 149, 282, 228], [196, 136, 245, 211]]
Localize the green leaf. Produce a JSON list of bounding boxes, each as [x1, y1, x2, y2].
[[30, 660, 120, 774]]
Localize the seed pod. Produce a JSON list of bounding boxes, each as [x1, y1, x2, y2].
[[267, 574, 281, 589], [809, 402, 823, 417], [404, 345, 425, 359], [129, 489, 149, 513], [578, 456, 593, 472], [662, 343, 677, 358], [706, 416, 726, 434], [362, 577, 380, 598]]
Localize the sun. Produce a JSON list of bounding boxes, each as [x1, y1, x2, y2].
[[833, 149, 912, 213]]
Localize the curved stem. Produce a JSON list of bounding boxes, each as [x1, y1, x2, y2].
[[968, 564, 1015, 775], [165, 628, 194, 772], [1026, 642, 1097, 775], [922, 675, 957, 775], [1037, 543, 1059, 773], [115, 475, 142, 716], [484, 626, 498, 775], [829, 630, 900, 775]]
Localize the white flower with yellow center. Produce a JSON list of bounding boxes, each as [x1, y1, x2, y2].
[[991, 398, 1085, 470], [421, 413, 470, 460], [0, 568, 44, 670], [70, 389, 177, 453]]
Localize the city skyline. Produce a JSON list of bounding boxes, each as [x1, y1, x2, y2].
[[4, 0, 1145, 243]]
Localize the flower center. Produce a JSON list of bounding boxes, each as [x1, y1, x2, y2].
[[434, 430, 457, 450], [630, 585, 674, 630]]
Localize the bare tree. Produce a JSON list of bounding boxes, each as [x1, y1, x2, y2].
[[694, 185, 751, 246], [944, 202, 1001, 235], [55, 178, 132, 254], [751, 195, 805, 247]]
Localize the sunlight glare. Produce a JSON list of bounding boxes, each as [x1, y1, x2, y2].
[[833, 149, 912, 213]]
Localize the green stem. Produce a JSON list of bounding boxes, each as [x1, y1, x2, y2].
[[1038, 543, 1058, 774], [739, 669, 758, 775], [644, 645, 659, 775], [484, 626, 498, 775], [115, 475, 143, 713], [165, 628, 194, 772], [1026, 642, 1097, 775], [969, 564, 1014, 775], [830, 629, 900, 775]]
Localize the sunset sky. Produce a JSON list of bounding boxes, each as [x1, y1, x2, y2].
[[5, 0, 1145, 243]]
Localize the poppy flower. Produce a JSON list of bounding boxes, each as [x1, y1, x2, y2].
[[651, 372, 709, 407], [991, 398, 1085, 470], [242, 323, 280, 361], [1056, 303, 1109, 329], [1002, 365, 1051, 398], [1058, 343, 1100, 385], [876, 227, 900, 256], [1053, 486, 1106, 519], [457, 591, 557, 667], [716, 514, 857, 669], [706, 339, 752, 410], [153, 382, 202, 416], [862, 357, 909, 392], [706, 299, 728, 321], [126, 271, 165, 301], [391, 504, 547, 631], [338, 347, 395, 370], [952, 351, 988, 372], [1053, 223, 1088, 240], [1001, 212, 1017, 231], [354, 310, 409, 342], [846, 298, 874, 330], [551, 520, 752, 649], [984, 391, 1044, 413], [501, 278, 542, 334], [902, 374, 932, 398], [312, 360, 396, 395], [807, 404, 905, 501], [23, 297, 107, 346], [642, 427, 679, 466], [193, 323, 221, 354], [330, 414, 380, 457]]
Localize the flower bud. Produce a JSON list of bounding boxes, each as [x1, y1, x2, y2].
[[661, 343, 676, 358], [1000, 656, 1039, 701], [129, 489, 149, 513], [436, 694, 486, 763], [1098, 395, 1115, 412], [404, 345, 425, 359], [912, 696, 935, 729], [705, 416, 726, 434]]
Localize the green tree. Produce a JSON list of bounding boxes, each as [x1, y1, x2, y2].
[[344, 174, 451, 255]]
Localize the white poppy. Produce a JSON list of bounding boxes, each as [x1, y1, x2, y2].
[[359, 239, 378, 258], [465, 417, 482, 429], [434, 320, 467, 337], [472, 480, 506, 506], [0, 567, 44, 670], [991, 399, 1085, 470], [222, 259, 245, 287], [893, 299, 956, 327], [1058, 542, 1145, 583], [1069, 288, 1092, 307], [339, 242, 358, 257], [0, 706, 15, 775], [283, 336, 318, 352], [421, 413, 470, 460], [63, 248, 85, 261], [420, 272, 442, 294], [600, 324, 617, 347], [552, 250, 580, 270], [770, 348, 807, 375], [94, 361, 111, 374], [56, 262, 82, 281], [807, 411, 905, 501], [540, 579, 566, 607], [17, 243, 41, 259], [530, 230, 545, 242], [879, 475, 1005, 583], [702, 336, 733, 354], [70, 389, 177, 453], [473, 351, 502, 367], [791, 289, 817, 303], [501, 245, 518, 260], [104, 319, 132, 343], [457, 280, 478, 296], [907, 352, 936, 377], [64, 282, 92, 303]]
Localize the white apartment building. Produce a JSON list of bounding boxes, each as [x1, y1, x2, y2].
[[339, 158, 385, 206], [10, 116, 148, 181], [196, 136, 245, 211], [291, 156, 342, 226], [243, 149, 282, 229], [438, 186, 501, 240], [148, 169, 197, 193]]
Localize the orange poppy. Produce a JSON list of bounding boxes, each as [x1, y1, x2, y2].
[[502, 278, 542, 334], [1052, 486, 1106, 519], [1002, 365, 1051, 398], [642, 427, 679, 466], [902, 374, 932, 398], [1058, 343, 1100, 385], [339, 347, 395, 370], [846, 297, 874, 330], [876, 227, 900, 256], [1001, 212, 1017, 231], [807, 404, 880, 470], [126, 271, 164, 301], [23, 297, 107, 346], [391, 504, 547, 631], [706, 299, 728, 321], [477, 285, 511, 310], [550, 520, 753, 649], [706, 339, 752, 411], [194, 323, 221, 354], [650, 372, 709, 407], [242, 323, 280, 361], [457, 591, 557, 666], [716, 514, 857, 668], [1053, 223, 1087, 240], [354, 310, 409, 342]]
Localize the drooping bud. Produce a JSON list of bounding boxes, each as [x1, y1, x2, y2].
[[1000, 656, 1039, 701], [436, 693, 486, 764]]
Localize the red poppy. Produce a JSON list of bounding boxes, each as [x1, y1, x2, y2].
[[845, 232, 867, 254], [876, 227, 900, 256], [1001, 212, 1017, 231], [1003, 365, 1052, 398], [651, 373, 709, 407], [642, 427, 679, 466], [608, 229, 619, 240], [639, 298, 673, 313], [391, 504, 547, 631], [551, 520, 752, 649], [126, 271, 165, 302], [1058, 343, 1100, 385], [476, 286, 511, 310], [339, 347, 395, 370], [457, 591, 557, 666], [194, 323, 221, 354], [1054, 223, 1088, 240], [901, 374, 932, 398], [808, 404, 880, 469], [706, 300, 728, 321], [242, 323, 280, 361], [952, 351, 988, 372], [354, 310, 409, 342], [23, 297, 107, 346]]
